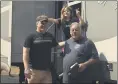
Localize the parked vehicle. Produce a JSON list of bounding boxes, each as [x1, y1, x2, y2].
[[1, 1, 117, 83]]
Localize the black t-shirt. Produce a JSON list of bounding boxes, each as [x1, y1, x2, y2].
[[23, 31, 58, 70]]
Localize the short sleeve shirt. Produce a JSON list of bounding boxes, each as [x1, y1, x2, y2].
[[23, 31, 58, 70], [63, 37, 98, 83], [63, 37, 98, 73]]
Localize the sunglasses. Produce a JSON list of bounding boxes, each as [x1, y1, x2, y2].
[[40, 20, 48, 25]]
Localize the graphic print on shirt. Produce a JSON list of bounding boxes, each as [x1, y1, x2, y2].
[[74, 43, 85, 54], [74, 44, 80, 49], [33, 36, 52, 44]]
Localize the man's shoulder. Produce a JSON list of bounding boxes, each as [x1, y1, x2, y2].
[[45, 32, 52, 35], [25, 33, 36, 38], [66, 38, 73, 43], [45, 32, 54, 37], [85, 38, 94, 45]]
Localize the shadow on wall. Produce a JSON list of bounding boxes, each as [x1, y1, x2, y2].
[[99, 53, 117, 84], [99, 53, 111, 81], [86, 52, 117, 84]]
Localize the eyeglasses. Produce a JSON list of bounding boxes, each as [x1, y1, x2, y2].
[[40, 20, 48, 25]]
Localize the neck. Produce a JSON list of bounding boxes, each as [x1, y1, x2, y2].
[[36, 29, 45, 34], [73, 36, 82, 41]]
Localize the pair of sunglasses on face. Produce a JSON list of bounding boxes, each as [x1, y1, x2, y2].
[[40, 20, 48, 25]]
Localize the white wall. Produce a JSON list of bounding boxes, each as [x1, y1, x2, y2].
[[86, 1, 117, 42], [95, 36, 117, 62], [1, 1, 12, 66]]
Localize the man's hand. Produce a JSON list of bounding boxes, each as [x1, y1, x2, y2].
[[24, 68, 32, 79], [78, 63, 87, 72]]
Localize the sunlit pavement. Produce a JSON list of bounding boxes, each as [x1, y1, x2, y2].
[[1, 75, 19, 83], [1, 66, 19, 83]]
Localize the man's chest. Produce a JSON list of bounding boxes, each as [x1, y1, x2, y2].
[[33, 35, 52, 45], [71, 43, 85, 52], [65, 42, 86, 54]]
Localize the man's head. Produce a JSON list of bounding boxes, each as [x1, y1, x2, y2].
[[70, 22, 82, 40], [36, 15, 48, 32]]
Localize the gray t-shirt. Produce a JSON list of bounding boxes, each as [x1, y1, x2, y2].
[[63, 37, 98, 83]]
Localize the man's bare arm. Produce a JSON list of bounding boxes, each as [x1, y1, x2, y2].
[[83, 58, 99, 67], [78, 58, 99, 72], [23, 47, 30, 70], [48, 18, 59, 24]]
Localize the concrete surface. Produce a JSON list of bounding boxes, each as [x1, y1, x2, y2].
[[1, 66, 19, 83]]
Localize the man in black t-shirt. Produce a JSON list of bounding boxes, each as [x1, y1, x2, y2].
[[23, 15, 65, 83]]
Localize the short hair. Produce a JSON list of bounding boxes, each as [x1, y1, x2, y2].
[[36, 15, 48, 25], [70, 22, 82, 33], [36, 15, 48, 22]]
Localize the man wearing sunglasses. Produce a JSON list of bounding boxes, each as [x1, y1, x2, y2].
[[23, 15, 65, 83]]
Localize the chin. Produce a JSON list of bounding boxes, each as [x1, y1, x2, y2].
[[73, 36, 78, 39], [72, 36, 76, 39]]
